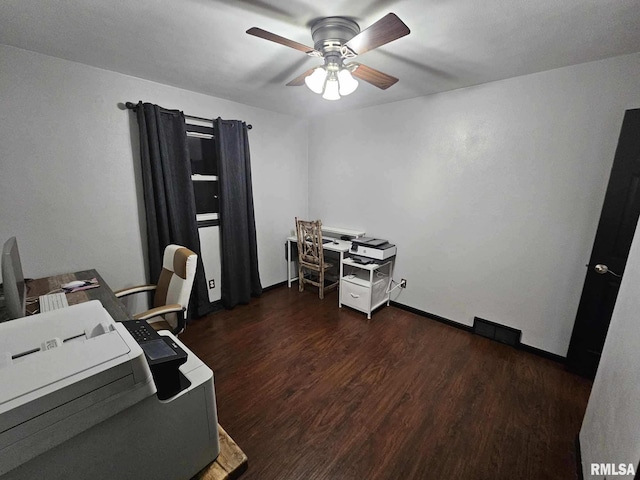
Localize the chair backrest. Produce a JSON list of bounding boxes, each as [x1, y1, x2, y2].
[[295, 218, 325, 267], [154, 244, 198, 325]]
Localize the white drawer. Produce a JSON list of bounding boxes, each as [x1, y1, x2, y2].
[[340, 279, 371, 313], [371, 277, 388, 306]]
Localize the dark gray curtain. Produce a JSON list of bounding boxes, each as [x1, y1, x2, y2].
[[214, 118, 262, 308], [136, 102, 211, 318]]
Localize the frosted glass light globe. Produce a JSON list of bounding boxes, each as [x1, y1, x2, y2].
[[305, 67, 326, 94], [338, 69, 358, 96]]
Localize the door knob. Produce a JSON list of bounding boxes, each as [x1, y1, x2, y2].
[[594, 264, 621, 277]]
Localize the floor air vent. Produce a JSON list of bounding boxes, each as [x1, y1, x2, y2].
[[473, 317, 522, 348]]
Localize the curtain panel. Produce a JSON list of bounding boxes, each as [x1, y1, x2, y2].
[[214, 118, 262, 308], [135, 102, 211, 318]]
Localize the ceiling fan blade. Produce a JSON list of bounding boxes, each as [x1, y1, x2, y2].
[[349, 63, 399, 90], [286, 68, 317, 86], [344, 13, 410, 56], [246, 27, 320, 56]]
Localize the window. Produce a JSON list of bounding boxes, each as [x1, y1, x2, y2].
[[186, 124, 218, 227]]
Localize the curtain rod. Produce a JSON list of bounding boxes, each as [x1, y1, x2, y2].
[[124, 102, 252, 129]]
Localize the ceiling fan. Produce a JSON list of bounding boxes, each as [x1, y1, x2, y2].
[[247, 13, 410, 100]]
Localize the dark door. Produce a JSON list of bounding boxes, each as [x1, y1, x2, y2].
[[567, 109, 640, 378]]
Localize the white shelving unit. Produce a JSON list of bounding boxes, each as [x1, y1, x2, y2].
[[339, 257, 394, 319]]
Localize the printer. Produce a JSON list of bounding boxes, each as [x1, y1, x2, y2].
[[0, 301, 219, 480], [350, 237, 397, 261]]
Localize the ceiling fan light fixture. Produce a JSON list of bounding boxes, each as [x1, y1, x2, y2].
[[248, 13, 409, 97], [338, 68, 358, 96], [322, 76, 340, 100], [305, 67, 326, 94]]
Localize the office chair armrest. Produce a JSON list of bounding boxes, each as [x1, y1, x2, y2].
[[113, 284, 157, 298], [133, 304, 185, 335], [133, 304, 184, 321]]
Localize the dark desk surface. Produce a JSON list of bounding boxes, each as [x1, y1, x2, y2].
[[26, 268, 130, 321]]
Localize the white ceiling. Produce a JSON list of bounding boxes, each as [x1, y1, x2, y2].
[[1, 0, 639, 117]]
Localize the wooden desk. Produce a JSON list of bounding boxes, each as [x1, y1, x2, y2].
[[26, 268, 129, 321], [26, 269, 248, 480]]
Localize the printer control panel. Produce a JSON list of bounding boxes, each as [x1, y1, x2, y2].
[[125, 320, 156, 343], [122, 320, 190, 400]]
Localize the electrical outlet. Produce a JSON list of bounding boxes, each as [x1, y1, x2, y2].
[[400, 279, 407, 289], [208, 279, 215, 289]]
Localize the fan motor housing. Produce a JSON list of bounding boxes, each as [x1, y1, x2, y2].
[[311, 17, 360, 52]]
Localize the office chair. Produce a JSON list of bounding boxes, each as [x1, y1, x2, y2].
[[295, 217, 338, 299], [114, 244, 197, 335]]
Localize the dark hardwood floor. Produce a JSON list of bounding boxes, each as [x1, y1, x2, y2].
[[181, 286, 592, 480]]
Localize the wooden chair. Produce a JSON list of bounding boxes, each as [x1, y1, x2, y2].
[[295, 218, 338, 299]]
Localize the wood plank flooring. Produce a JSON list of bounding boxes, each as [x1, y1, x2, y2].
[[181, 286, 592, 480]]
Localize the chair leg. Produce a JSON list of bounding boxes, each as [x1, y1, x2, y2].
[[299, 265, 304, 292], [319, 269, 324, 300]]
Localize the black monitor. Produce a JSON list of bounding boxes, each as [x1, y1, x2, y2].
[[1, 237, 26, 320]]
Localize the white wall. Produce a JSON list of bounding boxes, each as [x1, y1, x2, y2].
[[580, 220, 640, 479], [0, 45, 308, 296], [199, 226, 221, 303], [308, 53, 640, 355]]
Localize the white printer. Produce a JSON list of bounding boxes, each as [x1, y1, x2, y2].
[[0, 301, 219, 480], [349, 237, 397, 260]]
